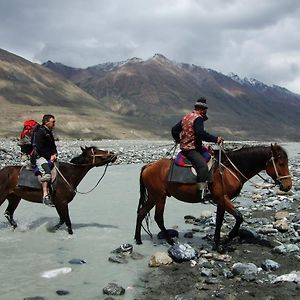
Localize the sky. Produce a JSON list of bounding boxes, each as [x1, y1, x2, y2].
[[1, 0, 300, 94]]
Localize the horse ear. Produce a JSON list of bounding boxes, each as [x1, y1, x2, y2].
[[271, 143, 278, 154], [81, 146, 85, 152]]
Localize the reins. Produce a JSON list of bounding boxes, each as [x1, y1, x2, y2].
[[55, 163, 109, 195], [54, 148, 116, 195]]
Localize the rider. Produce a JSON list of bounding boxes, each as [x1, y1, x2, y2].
[[171, 97, 224, 200], [31, 114, 58, 207]]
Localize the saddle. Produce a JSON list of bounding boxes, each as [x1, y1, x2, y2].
[[168, 148, 214, 184], [17, 162, 57, 190]]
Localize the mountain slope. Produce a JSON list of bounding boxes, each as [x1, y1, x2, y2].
[[0, 48, 157, 139], [44, 54, 300, 141]]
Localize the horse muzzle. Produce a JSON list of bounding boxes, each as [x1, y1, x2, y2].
[[108, 152, 118, 163], [276, 177, 292, 192]]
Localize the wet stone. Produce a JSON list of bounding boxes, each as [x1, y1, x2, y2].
[[157, 229, 179, 239], [272, 244, 300, 254], [261, 259, 280, 271], [108, 254, 128, 264], [111, 243, 133, 254], [68, 258, 86, 264], [103, 283, 125, 296], [232, 262, 258, 276], [56, 290, 70, 295], [168, 243, 198, 262]]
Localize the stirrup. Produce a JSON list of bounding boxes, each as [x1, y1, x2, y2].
[[196, 182, 211, 201], [43, 195, 55, 207]]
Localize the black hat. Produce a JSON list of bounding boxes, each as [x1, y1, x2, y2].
[[195, 97, 208, 109]]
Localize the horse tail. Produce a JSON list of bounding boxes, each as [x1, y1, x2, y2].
[[137, 164, 148, 212], [137, 164, 153, 239]]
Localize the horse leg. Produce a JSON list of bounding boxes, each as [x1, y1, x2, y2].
[[54, 218, 65, 231], [214, 195, 243, 251], [224, 207, 243, 243], [4, 195, 21, 229], [213, 204, 225, 252], [154, 197, 174, 245], [55, 203, 73, 234], [134, 198, 156, 244]]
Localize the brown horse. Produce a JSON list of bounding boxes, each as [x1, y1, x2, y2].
[[0, 146, 117, 234], [134, 144, 292, 252]]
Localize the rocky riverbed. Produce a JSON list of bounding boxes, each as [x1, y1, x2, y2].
[[0, 139, 178, 167], [0, 139, 265, 167], [133, 144, 300, 300]]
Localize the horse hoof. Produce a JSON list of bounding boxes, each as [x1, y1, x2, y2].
[[135, 240, 143, 245], [212, 243, 225, 253], [68, 229, 73, 235], [167, 239, 175, 246]]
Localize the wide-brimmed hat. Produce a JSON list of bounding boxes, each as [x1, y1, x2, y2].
[[194, 97, 208, 109]]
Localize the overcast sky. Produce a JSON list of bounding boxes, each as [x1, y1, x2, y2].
[[1, 0, 300, 94]]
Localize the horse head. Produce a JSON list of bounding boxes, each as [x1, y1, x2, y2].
[[71, 146, 117, 166], [265, 144, 292, 192]]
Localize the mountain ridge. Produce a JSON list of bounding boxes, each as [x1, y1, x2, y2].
[[0, 48, 299, 141]]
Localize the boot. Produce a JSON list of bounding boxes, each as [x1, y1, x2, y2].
[[43, 194, 55, 207], [196, 182, 212, 202]]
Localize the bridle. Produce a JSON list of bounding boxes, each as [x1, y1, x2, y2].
[[267, 152, 291, 185], [90, 148, 115, 166], [55, 148, 117, 194]]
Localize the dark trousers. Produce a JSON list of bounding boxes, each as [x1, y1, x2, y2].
[[182, 149, 208, 182]]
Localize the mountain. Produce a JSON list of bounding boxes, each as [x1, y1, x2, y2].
[[0, 48, 158, 139], [43, 53, 300, 141]]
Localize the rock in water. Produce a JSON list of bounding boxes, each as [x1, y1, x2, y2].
[[103, 283, 125, 295], [68, 258, 86, 264], [168, 243, 197, 262], [157, 229, 179, 239], [111, 243, 133, 254]]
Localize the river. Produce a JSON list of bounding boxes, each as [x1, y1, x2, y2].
[[0, 142, 298, 299]]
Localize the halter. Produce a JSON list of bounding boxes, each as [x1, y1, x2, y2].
[[268, 152, 291, 184], [91, 148, 112, 166]]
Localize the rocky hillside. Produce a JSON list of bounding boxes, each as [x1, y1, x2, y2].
[[44, 54, 300, 141], [0, 49, 158, 139], [1, 48, 299, 141]]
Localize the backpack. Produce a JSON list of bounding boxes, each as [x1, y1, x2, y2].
[[17, 119, 39, 155]]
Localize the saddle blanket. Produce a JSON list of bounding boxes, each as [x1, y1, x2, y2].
[[168, 161, 198, 183], [168, 157, 214, 184], [17, 163, 57, 190]]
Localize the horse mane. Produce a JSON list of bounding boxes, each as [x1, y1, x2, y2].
[[70, 146, 97, 164], [219, 144, 288, 170]]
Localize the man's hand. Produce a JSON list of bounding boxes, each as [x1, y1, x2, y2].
[[50, 154, 58, 162], [217, 137, 224, 144]]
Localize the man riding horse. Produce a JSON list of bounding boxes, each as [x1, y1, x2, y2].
[[31, 114, 58, 207], [171, 97, 224, 201]]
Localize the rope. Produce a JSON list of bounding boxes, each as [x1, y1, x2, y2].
[[54, 163, 109, 195]]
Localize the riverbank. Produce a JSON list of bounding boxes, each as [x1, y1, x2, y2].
[[134, 144, 300, 300]]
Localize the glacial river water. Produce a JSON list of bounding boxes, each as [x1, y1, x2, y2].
[[0, 142, 298, 300]]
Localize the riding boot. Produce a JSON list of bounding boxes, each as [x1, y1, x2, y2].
[[196, 182, 210, 201]]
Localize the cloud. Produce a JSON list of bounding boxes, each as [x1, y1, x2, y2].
[[1, 0, 300, 94]]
